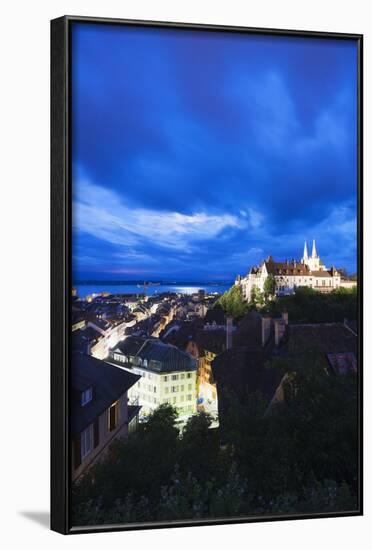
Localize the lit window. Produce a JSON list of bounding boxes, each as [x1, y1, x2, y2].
[[108, 402, 118, 431], [81, 387, 93, 407], [81, 425, 93, 459]]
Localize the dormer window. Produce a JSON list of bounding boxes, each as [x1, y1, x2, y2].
[[81, 387, 93, 406]]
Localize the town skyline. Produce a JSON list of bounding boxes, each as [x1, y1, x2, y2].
[[73, 238, 356, 284]]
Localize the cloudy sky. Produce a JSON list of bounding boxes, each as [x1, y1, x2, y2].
[[71, 23, 358, 282]]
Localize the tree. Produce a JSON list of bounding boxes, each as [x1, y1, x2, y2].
[[71, 357, 359, 525], [268, 286, 357, 323], [217, 285, 248, 319], [249, 285, 265, 309], [263, 273, 276, 300]]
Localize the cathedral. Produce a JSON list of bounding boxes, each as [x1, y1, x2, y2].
[[235, 240, 353, 301]]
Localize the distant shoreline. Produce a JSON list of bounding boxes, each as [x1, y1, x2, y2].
[[73, 281, 233, 298], [73, 280, 234, 286]]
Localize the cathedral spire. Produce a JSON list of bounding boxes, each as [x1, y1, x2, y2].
[[311, 239, 317, 258], [303, 241, 308, 261]]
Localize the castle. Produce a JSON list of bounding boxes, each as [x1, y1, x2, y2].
[[235, 240, 355, 301]]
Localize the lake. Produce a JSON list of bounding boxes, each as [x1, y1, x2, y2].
[[74, 282, 232, 300]]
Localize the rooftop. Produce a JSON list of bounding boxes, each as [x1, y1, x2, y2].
[[71, 353, 140, 437], [288, 323, 357, 355]]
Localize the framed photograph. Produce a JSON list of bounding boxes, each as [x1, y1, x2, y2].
[[51, 15, 363, 534]]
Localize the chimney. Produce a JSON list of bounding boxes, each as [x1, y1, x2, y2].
[[274, 319, 286, 346], [261, 316, 272, 347], [226, 316, 233, 349], [281, 311, 289, 325]]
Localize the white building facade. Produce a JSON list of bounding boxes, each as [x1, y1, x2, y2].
[[110, 338, 198, 424], [236, 240, 347, 301]]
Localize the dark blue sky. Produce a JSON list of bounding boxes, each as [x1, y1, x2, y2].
[[71, 23, 358, 281]]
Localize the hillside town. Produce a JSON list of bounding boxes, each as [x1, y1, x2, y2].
[[235, 240, 357, 300], [71, 242, 358, 484], [71, 287, 226, 479]]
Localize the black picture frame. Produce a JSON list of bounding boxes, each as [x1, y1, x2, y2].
[[51, 15, 363, 535]]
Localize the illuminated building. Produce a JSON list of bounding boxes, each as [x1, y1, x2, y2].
[[235, 240, 356, 300], [110, 337, 197, 424]]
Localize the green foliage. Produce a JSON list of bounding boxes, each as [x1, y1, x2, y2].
[[217, 284, 248, 319], [263, 273, 276, 300], [268, 286, 357, 323], [72, 357, 358, 526], [248, 284, 265, 309]]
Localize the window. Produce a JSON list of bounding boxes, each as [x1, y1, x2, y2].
[[187, 373, 192, 379], [164, 376, 168, 382], [187, 394, 192, 401], [165, 387, 169, 394], [143, 359, 148, 367], [172, 397, 177, 404], [153, 386, 157, 393], [81, 387, 93, 407], [108, 402, 118, 431], [188, 383, 192, 390], [180, 385, 184, 392], [171, 386, 178, 393], [171, 374, 179, 381], [180, 374, 185, 380], [81, 425, 93, 459]]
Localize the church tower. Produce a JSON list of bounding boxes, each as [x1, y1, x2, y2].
[[306, 239, 320, 271], [311, 239, 317, 259], [301, 241, 308, 263]]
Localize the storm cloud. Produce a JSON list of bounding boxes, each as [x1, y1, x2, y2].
[[71, 23, 358, 281]]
